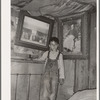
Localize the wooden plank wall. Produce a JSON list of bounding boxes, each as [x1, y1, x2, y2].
[[74, 60, 89, 92], [89, 12, 96, 89], [11, 59, 75, 100], [11, 61, 44, 100], [11, 12, 96, 100], [74, 12, 96, 92]]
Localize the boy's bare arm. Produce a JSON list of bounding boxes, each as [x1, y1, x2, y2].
[[58, 53, 65, 85], [59, 79, 64, 85], [30, 51, 48, 62]]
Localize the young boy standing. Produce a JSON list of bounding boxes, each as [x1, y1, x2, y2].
[[34, 37, 65, 100]]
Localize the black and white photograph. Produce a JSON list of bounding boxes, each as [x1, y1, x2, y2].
[[60, 13, 90, 59], [14, 10, 54, 50], [1, 0, 99, 100], [63, 18, 81, 53], [11, 1, 97, 100]]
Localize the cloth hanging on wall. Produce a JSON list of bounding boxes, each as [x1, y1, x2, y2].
[[11, 0, 96, 17]]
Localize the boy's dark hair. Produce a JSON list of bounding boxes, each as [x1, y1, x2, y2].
[[49, 37, 59, 44]]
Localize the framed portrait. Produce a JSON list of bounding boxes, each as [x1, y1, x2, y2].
[[15, 10, 54, 50], [59, 13, 90, 59]]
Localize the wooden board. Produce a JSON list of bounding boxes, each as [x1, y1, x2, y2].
[[11, 75, 17, 100], [89, 12, 96, 89], [74, 60, 89, 92]]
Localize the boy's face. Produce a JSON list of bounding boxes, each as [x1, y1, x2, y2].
[[49, 41, 58, 51]]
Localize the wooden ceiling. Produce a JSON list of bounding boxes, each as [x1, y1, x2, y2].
[[11, 0, 96, 17]]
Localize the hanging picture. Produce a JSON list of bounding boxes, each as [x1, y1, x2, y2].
[[60, 13, 89, 59], [15, 10, 54, 50]]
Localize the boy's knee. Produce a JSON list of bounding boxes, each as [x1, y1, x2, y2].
[[44, 79, 49, 84], [43, 95, 49, 100], [43, 92, 49, 98], [50, 93, 56, 100], [42, 96, 49, 100], [44, 79, 50, 89]]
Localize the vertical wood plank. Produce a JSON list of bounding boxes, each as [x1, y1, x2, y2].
[[52, 21, 57, 37], [89, 12, 96, 88], [40, 75, 44, 100], [89, 64, 96, 88], [57, 18, 63, 52], [11, 75, 17, 100], [74, 60, 89, 92], [16, 75, 29, 100], [29, 75, 41, 100]]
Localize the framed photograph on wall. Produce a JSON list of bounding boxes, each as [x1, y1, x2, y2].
[[15, 10, 54, 50], [59, 13, 90, 59]]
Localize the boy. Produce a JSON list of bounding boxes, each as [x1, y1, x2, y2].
[[34, 37, 65, 100]]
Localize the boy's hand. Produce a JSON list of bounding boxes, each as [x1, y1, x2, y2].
[[59, 79, 64, 85], [28, 54, 38, 60]]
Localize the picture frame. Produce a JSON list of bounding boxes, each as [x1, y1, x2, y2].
[[59, 13, 90, 59], [15, 10, 54, 51]]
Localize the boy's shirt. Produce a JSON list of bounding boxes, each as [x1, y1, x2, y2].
[[39, 51, 65, 79]]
